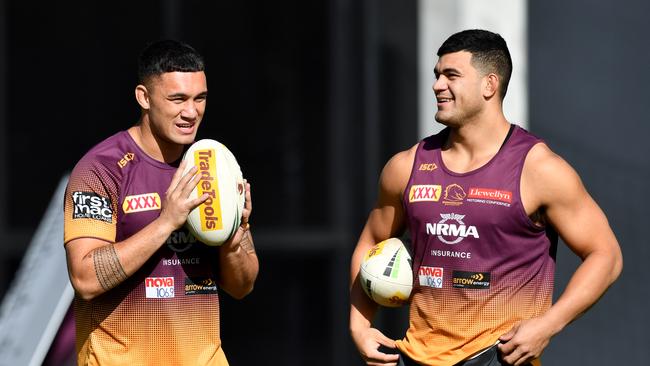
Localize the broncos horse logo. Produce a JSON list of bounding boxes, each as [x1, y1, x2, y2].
[[443, 184, 466, 206]]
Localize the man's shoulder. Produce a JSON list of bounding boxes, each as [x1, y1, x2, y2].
[[384, 130, 445, 175], [72, 131, 135, 180], [377, 143, 420, 199], [74, 131, 134, 169], [524, 142, 562, 171], [522, 142, 584, 206], [385, 143, 419, 174]]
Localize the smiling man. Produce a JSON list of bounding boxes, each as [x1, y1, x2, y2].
[[64, 40, 259, 365], [350, 29, 622, 366]]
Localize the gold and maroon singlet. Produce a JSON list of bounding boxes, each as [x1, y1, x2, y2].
[[396, 125, 556, 366], [64, 131, 227, 365]]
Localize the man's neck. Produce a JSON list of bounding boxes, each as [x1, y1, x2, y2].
[[128, 122, 184, 164], [441, 114, 511, 173]]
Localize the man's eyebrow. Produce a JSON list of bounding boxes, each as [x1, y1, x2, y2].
[[168, 90, 208, 99], [168, 92, 189, 98], [435, 67, 461, 75]]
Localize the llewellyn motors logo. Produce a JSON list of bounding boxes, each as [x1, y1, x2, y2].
[[467, 187, 512, 207], [71, 191, 113, 223]]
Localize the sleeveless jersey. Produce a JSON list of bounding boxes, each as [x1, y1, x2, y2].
[[395, 126, 557, 366], [64, 131, 228, 366]]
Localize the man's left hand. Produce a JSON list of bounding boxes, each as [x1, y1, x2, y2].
[[497, 317, 555, 366]]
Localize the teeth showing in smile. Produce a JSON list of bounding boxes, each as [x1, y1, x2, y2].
[[177, 123, 193, 128], [438, 98, 452, 102]]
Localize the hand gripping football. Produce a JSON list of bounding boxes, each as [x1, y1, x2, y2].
[[182, 139, 245, 246]]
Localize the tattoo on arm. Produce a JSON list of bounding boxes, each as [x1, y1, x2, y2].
[[93, 244, 128, 291], [239, 231, 256, 254]]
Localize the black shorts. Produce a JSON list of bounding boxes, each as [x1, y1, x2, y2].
[[398, 345, 533, 366]]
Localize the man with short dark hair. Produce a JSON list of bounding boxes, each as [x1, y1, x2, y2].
[[64, 40, 258, 365], [349, 29, 622, 366]]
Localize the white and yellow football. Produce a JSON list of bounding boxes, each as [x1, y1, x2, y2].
[[182, 139, 245, 246], [360, 238, 413, 307]]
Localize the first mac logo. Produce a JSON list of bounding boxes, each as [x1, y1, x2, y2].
[[71, 191, 113, 223]]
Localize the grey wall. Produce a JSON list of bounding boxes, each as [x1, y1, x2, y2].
[[529, 1, 650, 364]]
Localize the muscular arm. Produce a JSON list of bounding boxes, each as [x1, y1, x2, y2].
[[65, 162, 208, 300], [499, 143, 623, 365], [66, 217, 178, 299], [218, 181, 259, 299], [350, 146, 414, 365]]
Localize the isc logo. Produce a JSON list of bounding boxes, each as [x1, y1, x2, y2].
[[145, 277, 175, 298], [418, 163, 437, 171], [123, 193, 161, 214], [117, 152, 135, 168]]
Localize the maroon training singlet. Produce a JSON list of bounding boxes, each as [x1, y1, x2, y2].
[[64, 130, 228, 365], [395, 125, 556, 366]]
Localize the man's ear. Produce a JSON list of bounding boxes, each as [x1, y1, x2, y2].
[[135, 84, 150, 110], [483, 73, 499, 99]]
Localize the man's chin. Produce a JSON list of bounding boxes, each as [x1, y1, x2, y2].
[[173, 133, 198, 146], [434, 114, 451, 126], [434, 114, 463, 128]]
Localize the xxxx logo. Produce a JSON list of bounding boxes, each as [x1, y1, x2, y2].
[[123, 193, 161, 214], [409, 185, 442, 203]]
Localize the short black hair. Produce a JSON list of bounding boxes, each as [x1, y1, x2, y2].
[[437, 29, 512, 99], [137, 40, 205, 84]]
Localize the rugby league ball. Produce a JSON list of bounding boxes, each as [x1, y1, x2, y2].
[[360, 238, 413, 307], [182, 139, 245, 246]]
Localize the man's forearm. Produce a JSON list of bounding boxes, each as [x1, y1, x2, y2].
[[219, 229, 259, 299], [542, 248, 622, 333], [92, 244, 128, 291], [71, 216, 176, 300]]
